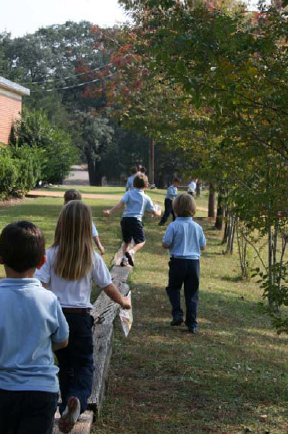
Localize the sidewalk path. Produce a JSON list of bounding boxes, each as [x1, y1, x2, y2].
[[26, 190, 209, 213], [27, 191, 122, 200]]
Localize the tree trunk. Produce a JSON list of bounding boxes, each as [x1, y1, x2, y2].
[[149, 139, 155, 185], [86, 151, 102, 186], [215, 192, 224, 230], [208, 184, 216, 218]]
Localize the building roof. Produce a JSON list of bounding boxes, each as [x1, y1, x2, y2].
[[0, 76, 30, 96]]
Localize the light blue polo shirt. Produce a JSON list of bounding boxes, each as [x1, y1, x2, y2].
[[163, 217, 206, 259], [92, 221, 98, 237], [121, 189, 155, 220], [0, 278, 69, 393], [166, 185, 178, 200], [126, 174, 135, 191]]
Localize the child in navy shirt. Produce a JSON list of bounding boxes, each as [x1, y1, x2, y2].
[[0, 221, 69, 434], [159, 176, 181, 226], [103, 173, 161, 266], [162, 194, 206, 333]]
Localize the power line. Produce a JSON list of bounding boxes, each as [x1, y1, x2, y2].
[[21, 54, 129, 86], [30, 71, 117, 93]]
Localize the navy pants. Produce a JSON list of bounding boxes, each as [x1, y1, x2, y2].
[[55, 312, 94, 415], [166, 258, 200, 328], [160, 198, 175, 224], [0, 389, 58, 434]]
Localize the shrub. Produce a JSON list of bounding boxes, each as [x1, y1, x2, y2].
[[10, 108, 78, 184], [0, 147, 18, 200], [0, 144, 42, 200]]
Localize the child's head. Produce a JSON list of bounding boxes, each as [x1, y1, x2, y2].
[[133, 173, 149, 189], [64, 189, 82, 204], [139, 166, 147, 175], [173, 194, 196, 217], [131, 167, 138, 175], [53, 200, 93, 280], [173, 176, 181, 187], [0, 221, 45, 273]]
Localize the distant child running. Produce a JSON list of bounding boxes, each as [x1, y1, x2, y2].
[[126, 167, 138, 191], [159, 176, 181, 226], [0, 221, 69, 434], [162, 194, 206, 333], [187, 179, 198, 197], [103, 173, 161, 267], [64, 189, 105, 255], [36, 201, 131, 433]]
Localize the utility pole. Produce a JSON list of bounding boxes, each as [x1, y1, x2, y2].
[[149, 139, 155, 186]]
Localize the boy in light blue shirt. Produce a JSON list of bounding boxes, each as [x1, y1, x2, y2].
[[125, 166, 138, 191], [162, 194, 206, 333], [103, 173, 161, 266], [0, 221, 69, 434], [159, 176, 181, 226]]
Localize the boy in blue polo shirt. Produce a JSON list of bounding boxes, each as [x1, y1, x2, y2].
[[162, 194, 206, 333], [103, 173, 161, 266], [0, 221, 69, 434], [159, 176, 181, 226], [125, 166, 138, 191]]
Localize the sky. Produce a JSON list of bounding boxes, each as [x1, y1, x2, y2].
[[0, 0, 128, 38]]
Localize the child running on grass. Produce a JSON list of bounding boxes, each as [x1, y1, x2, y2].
[[162, 194, 206, 334], [158, 176, 181, 226], [103, 173, 161, 267], [35, 200, 131, 433], [64, 189, 105, 255], [126, 166, 138, 191], [0, 221, 69, 434]]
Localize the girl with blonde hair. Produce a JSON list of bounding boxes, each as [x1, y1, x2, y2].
[[36, 200, 131, 433]]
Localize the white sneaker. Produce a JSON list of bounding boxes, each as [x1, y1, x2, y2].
[[58, 396, 81, 433]]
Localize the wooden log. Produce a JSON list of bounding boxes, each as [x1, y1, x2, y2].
[[53, 411, 93, 434]]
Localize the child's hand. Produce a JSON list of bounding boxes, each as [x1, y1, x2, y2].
[[103, 210, 110, 217], [99, 245, 105, 255], [121, 296, 132, 309]]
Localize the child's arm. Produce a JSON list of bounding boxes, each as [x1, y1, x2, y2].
[[162, 242, 170, 249], [103, 283, 131, 309], [103, 201, 125, 217], [52, 340, 68, 351], [93, 236, 105, 255]]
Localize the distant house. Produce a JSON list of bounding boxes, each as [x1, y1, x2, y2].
[[0, 76, 30, 145]]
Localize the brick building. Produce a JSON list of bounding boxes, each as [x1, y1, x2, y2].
[[0, 76, 30, 145]]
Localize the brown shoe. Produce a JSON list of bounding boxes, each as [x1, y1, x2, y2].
[[58, 397, 80, 433]]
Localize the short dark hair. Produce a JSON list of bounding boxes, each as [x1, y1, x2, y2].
[[139, 166, 147, 174], [64, 189, 82, 203], [173, 176, 181, 184], [133, 173, 148, 189], [131, 167, 138, 175], [0, 221, 45, 272]]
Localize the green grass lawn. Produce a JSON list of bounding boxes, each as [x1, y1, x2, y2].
[[1, 191, 286, 433]]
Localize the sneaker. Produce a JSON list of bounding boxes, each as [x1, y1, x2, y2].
[[187, 326, 198, 334], [58, 396, 81, 433], [170, 317, 184, 326], [125, 251, 134, 266], [120, 256, 129, 267], [158, 222, 165, 226]]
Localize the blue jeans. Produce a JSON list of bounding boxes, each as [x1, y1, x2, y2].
[[0, 389, 58, 434], [166, 258, 200, 327], [55, 312, 94, 414]]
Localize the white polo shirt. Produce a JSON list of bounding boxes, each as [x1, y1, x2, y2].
[[35, 247, 112, 308]]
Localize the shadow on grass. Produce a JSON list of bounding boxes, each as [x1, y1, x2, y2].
[[97, 282, 288, 433]]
